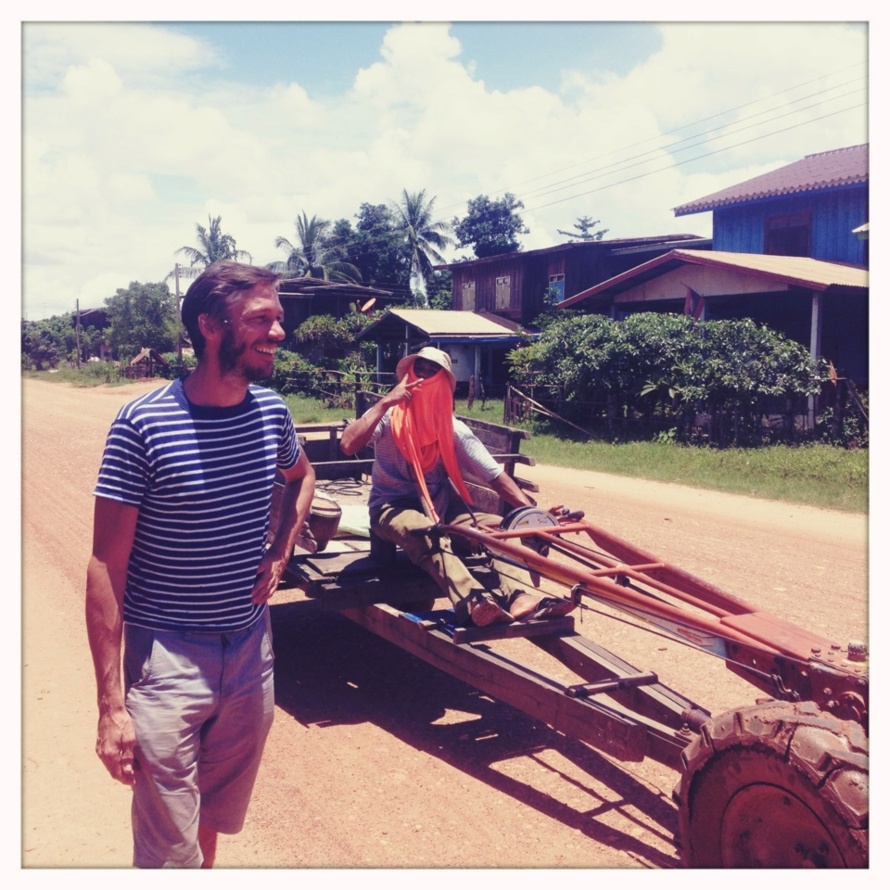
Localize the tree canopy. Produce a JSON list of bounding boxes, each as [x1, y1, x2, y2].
[[452, 193, 529, 258], [273, 211, 362, 283], [21, 315, 82, 370], [557, 215, 609, 242], [176, 215, 252, 268], [335, 203, 412, 297], [391, 189, 453, 303], [104, 280, 179, 359]]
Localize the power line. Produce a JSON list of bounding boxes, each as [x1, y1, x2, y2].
[[517, 86, 866, 208], [515, 79, 865, 204], [524, 102, 865, 214], [442, 61, 867, 214], [222, 61, 868, 278]]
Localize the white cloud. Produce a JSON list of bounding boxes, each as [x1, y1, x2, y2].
[[21, 20, 869, 319]]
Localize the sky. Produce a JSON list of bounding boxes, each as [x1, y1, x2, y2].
[[14, 9, 874, 320]]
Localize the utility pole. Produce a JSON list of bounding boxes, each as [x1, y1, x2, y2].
[[75, 299, 82, 368], [175, 263, 183, 363]]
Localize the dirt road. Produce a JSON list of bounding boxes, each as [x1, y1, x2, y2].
[[21, 378, 868, 869]]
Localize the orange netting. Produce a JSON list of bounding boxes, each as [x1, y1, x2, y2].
[[390, 370, 472, 521]]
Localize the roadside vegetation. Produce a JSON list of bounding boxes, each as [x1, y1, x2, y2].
[[24, 366, 867, 513], [21, 204, 866, 517]]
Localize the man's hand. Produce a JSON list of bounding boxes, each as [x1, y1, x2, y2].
[[341, 375, 424, 457], [383, 374, 423, 406], [96, 708, 137, 786], [251, 552, 285, 604]]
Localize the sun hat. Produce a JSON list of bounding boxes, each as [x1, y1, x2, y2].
[[395, 346, 456, 392]]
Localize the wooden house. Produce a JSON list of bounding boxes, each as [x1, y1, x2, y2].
[[276, 277, 400, 344], [674, 143, 868, 266], [437, 234, 710, 326]]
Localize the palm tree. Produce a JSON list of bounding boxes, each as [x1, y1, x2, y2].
[[391, 189, 453, 305], [272, 212, 361, 283], [176, 215, 252, 268]]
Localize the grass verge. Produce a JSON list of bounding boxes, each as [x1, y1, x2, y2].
[[26, 375, 866, 514], [456, 402, 868, 514]]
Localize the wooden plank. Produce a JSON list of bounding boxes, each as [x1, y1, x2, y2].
[[309, 458, 374, 481], [490, 453, 535, 466], [342, 603, 650, 762], [451, 615, 574, 644], [455, 414, 531, 440]]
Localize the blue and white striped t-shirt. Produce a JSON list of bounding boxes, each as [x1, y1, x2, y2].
[[94, 378, 300, 632]]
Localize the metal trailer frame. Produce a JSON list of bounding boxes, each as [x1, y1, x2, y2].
[[284, 509, 868, 867]]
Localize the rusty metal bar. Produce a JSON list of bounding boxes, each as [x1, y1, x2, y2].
[[440, 518, 844, 663]]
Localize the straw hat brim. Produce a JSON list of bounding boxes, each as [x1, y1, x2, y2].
[[395, 348, 456, 392]]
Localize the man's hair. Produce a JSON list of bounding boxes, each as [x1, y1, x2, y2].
[[181, 261, 281, 358]]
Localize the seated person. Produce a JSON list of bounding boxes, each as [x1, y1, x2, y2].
[[340, 347, 576, 628]]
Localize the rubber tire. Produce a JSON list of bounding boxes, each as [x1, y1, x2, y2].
[[674, 700, 868, 868]]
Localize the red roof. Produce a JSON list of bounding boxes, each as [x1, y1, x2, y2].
[[674, 144, 868, 216]]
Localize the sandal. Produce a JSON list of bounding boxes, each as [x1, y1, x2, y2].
[[530, 597, 575, 621]]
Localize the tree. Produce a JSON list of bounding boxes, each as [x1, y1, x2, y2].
[[273, 211, 362, 283], [343, 203, 412, 297], [104, 281, 179, 359], [176, 215, 252, 268], [452, 193, 529, 259], [507, 312, 822, 445], [557, 215, 609, 242], [21, 315, 78, 370], [391, 189, 453, 304]]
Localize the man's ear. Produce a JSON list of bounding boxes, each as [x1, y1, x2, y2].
[[198, 312, 223, 341]]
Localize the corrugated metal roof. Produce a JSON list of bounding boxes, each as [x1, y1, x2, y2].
[[277, 276, 394, 298], [384, 309, 522, 337], [356, 308, 528, 344], [435, 233, 706, 269], [560, 249, 868, 308], [674, 144, 868, 216]]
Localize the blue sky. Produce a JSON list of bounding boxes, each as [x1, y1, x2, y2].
[[16, 12, 872, 319], [164, 21, 663, 95]]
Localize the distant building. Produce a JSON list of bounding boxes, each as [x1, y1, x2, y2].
[[561, 144, 869, 386], [355, 308, 527, 392], [276, 277, 400, 344], [436, 234, 711, 326]]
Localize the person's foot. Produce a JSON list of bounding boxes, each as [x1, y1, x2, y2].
[[507, 592, 540, 620], [509, 592, 575, 621], [469, 593, 513, 627], [530, 596, 576, 620]]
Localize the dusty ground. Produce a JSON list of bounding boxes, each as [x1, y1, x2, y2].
[[20, 378, 869, 872]]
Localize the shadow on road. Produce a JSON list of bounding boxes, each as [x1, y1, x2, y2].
[[270, 600, 680, 868]]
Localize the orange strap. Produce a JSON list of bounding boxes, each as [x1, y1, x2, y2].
[[390, 371, 472, 521]]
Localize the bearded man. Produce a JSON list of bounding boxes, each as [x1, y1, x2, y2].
[[86, 261, 315, 867]]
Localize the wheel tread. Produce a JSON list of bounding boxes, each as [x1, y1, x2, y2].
[[675, 700, 868, 867]]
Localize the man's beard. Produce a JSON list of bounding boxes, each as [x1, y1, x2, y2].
[[219, 328, 271, 382]]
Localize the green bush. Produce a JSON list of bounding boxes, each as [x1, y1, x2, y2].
[[509, 312, 825, 446]]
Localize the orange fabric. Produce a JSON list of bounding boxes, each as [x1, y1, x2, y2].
[[390, 370, 472, 521]]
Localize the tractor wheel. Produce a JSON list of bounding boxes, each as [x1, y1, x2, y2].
[[673, 700, 868, 868]]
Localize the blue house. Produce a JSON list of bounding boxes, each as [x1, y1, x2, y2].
[[562, 145, 869, 388], [674, 143, 868, 267]]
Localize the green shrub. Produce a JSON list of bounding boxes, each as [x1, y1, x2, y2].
[[509, 312, 825, 446]]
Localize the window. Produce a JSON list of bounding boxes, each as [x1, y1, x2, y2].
[[547, 273, 565, 305], [495, 276, 511, 310], [462, 281, 476, 311], [765, 212, 811, 257]]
